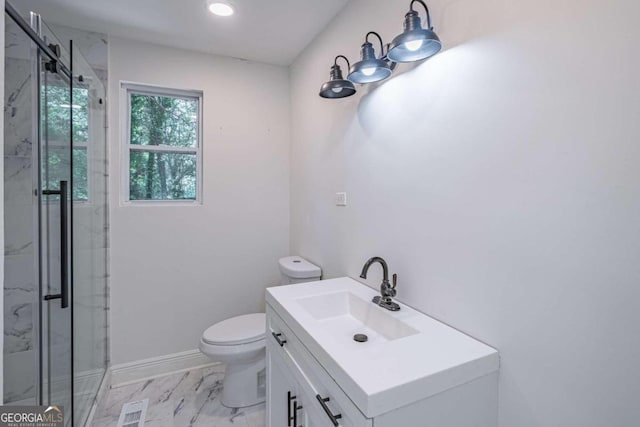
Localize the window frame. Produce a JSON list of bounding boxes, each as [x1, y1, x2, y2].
[[120, 82, 203, 205]]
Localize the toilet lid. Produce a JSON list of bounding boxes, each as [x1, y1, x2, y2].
[[202, 313, 266, 345]]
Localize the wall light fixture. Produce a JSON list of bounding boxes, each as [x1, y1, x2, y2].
[[318, 0, 442, 99], [387, 0, 441, 63], [319, 55, 357, 99], [347, 32, 392, 84]]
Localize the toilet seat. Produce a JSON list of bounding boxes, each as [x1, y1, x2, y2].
[[202, 313, 265, 346]]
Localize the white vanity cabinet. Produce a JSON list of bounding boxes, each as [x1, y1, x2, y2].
[[267, 307, 371, 427], [266, 277, 500, 427]]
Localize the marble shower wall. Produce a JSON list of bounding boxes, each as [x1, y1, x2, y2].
[[3, 17, 109, 404], [4, 15, 37, 403]]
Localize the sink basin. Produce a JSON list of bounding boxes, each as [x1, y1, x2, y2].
[[266, 277, 499, 417], [295, 291, 418, 344]]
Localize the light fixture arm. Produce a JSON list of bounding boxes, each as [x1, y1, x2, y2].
[[365, 31, 386, 58], [410, 0, 432, 30], [334, 55, 351, 70]]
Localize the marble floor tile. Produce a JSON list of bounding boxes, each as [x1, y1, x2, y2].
[[136, 401, 174, 427], [243, 404, 267, 427], [89, 416, 119, 427], [91, 365, 266, 427], [144, 418, 174, 427]]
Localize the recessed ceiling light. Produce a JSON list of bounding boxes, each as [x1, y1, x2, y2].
[[207, 1, 234, 17]]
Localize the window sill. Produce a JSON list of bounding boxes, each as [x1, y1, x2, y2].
[[120, 199, 203, 207]]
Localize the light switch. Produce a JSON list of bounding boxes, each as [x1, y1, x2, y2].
[[335, 192, 347, 206]]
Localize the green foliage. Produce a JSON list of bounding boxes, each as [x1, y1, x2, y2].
[[41, 84, 89, 201], [129, 94, 198, 200]]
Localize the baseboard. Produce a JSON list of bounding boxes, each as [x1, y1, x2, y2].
[[110, 349, 218, 387]]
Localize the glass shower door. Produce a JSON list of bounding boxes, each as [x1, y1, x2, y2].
[[5, 6, 108, 423], [70, 41, 108, 427], [37, 17, 73, 421]]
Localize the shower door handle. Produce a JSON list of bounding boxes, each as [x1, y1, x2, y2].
[[42, 180, 69, 309]]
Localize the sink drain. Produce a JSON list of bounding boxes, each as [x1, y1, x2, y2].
[[353, 333, 368, 343]]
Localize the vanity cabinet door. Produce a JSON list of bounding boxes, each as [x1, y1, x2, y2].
[[267, 340, 308, 427], [305, 406, 328, 427]]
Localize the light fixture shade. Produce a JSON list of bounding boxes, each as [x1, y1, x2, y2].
[[319, 59, 357, 99], [348, 42, 392, 84], [387, 6, 442, 63]]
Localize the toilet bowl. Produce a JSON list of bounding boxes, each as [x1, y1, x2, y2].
[[199, 256, 321, 408], [199, 313, 267, 408]]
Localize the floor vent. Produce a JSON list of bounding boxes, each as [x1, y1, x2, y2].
[[116, 398, 149, 427]]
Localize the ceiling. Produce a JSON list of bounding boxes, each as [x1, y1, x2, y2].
[[15, 0, 349, 66]]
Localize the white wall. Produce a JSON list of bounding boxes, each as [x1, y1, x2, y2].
[[108, 37, 290, 365], [290, 0, 640, 426]]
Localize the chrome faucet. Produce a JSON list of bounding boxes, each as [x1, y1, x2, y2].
[[359, 257, 400, 311]]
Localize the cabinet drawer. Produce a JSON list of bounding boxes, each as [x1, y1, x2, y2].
[[267, 306, 371, 427]]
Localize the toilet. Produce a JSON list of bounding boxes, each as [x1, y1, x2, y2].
[[199, 256, 321, 408]]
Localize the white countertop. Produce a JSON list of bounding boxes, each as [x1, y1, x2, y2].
[[266, 277, 499, 417]]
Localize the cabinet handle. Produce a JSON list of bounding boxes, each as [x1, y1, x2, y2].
[[272, 332, 287, 347], [292, 400, 302, 427], [316, 394, 342, 426], [287, 391, 296, 426]]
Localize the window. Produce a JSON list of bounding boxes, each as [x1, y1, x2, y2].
[[122, 83, 202, 203]]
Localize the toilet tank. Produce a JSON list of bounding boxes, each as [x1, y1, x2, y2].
[[278, 256, 322, 285]]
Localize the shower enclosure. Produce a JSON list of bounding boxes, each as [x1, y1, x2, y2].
[[4, 3, 108, 425]]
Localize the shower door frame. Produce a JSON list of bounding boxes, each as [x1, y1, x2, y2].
[[4, 3, 75, 423], [31, 11, 75, 423]]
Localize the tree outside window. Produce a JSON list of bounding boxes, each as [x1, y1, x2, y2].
[[42, 84, 89, 201]]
